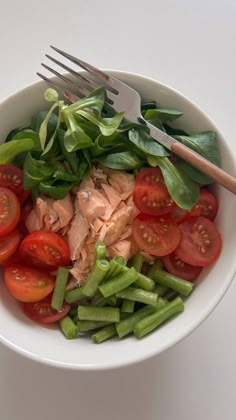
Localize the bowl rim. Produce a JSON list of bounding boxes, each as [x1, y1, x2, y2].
[[0, 69, 235, 371]]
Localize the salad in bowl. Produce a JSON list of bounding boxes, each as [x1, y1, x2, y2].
[[0, 71, 234, 369]]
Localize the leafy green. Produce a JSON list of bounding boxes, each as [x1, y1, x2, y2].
[[77, 150, 91, 179], [31, 110, 58, 139], [141, 101, 158, 114], [39, 179, 73, 199], [157, 157, 199, 209], [164, 124, 189, 136], [23, 153, 55, 190], [63, 114, 93, 152], [174, 131, 220, 184], [128, 127, 170, 157], [0, 139, 34, 165], [57, 129, 78, 173], [53, 163, 80, 182], [39, 103, 59, 150], [144, 109, 183, 123], [97, 151, 144, 170]]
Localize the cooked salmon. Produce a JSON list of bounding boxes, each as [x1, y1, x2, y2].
[[67, 211, 89, 260]]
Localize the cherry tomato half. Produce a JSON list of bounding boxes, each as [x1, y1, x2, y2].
[[0, 165, 30, 204], [22, 294, 71, 324], [132, 213, 180, 256], [4, 264, 55, 302], [19, 231, 70, 270], [133, 168, 176, 216], [174, 216, 222, 266], [187, 189, 218, 221], [162, 253, 202, 281], [0, 229, 20, 264], [0, 187, 20, 237]]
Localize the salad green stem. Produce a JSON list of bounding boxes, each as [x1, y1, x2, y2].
[[116, 287, 158, 306], [149, 269, 194, 296], [92, 325, 117, 344], [133, 297, 184, 339], [51, 267, 69, 311], [121, 299, 135, 313], [65, 286, 86, 304], [77, 306, 120, 323], [59, 316, 79, 339], [99, 267, 139, 297], [83, 259, 110, 297]]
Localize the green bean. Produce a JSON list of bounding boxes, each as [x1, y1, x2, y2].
[[154, 284, 168, 297], [164, 289, 179, 301], [116, 287, 158, 306], [83, 259, 110, 297], [116, 305, 156, 338], [134, 297, 184, 339], [51, 267, 69, 311], [68, 306, 78, 318], [147, 259, 164, 278], [92, 325, 117, 344], [95, 241, 107, 260], [77, 306, 120, 323], [77, 320, 111, 332], [129, 253, 144, 272], [99, 267, 138, 297], [120, 266, 155, 291], [65, 286, 85, 304], [103, 256, 126, 281], [148, 269, 194, 296], [94, 295, 117, 307], [121, 299, 135, 313], [59, 316, 79, 339]]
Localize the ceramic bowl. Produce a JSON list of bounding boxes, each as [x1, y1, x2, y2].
[[0, 71, 235, 370]]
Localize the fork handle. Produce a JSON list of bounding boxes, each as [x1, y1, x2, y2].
[[171, 141, 236, 194]]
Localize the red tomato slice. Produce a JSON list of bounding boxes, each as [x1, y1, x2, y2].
[[19, 231, 70, 270], [133, 168, 176, 216], [162, 253, 202, 281], [0, 165, 30, 204], [175, 216, 222, 266], [22, 295, 71, 324], [132, 213, 180, 256], [0, 187, 20, 237], [4, 264, 55, 302], [169, 207, 187, 224], [0, 250, 21, 268], [187, 189, 218, 221], [0, 229, 20, 264]]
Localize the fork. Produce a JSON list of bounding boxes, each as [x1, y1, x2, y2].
[[37, 46, 236, 195]]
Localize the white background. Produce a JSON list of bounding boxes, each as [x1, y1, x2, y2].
[[0, 1, 236, 419]]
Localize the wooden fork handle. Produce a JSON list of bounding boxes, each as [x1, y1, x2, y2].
[[171, 141, 236, 194]]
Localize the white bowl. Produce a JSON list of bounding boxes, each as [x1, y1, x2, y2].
[[0, 71, 235, 370]]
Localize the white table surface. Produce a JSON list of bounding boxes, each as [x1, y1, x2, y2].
[[0, 1, 236, 419]]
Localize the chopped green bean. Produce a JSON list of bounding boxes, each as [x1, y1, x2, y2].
[[51, 267, 69, 311], [59, 316, 79, 339], [164, 289, 179, 301], [116, 287, 158, 306], [103, 256, 126, 281], [65, 286, 85, 304], [83, 259, 110, 297], [95, 241, 107, 260], [99, 267, 139, 297], [77, 306, 120, 323], [77, 320, 111, 332], [94, 295, 117, 307], [147, 259, 164, 278], [134, 297, 184, 339], [149, 269, 194, 296], [121, 299, 135, 313], [154, 284, 168, 297], [129, 253, 144, 272], [116, 304, 158, 338], [120, 266, 155, 291], [92, 325, 117, 344]]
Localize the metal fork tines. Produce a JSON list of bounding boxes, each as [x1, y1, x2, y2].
[[37, 45, 122, 106]]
